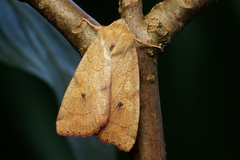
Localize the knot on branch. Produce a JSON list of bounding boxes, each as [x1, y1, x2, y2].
[[118, 0, 142, 14], [177, 0, 193, 9], [147, 19, 169, 48]]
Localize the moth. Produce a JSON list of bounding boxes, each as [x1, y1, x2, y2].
[[56, 18, 160, 152]]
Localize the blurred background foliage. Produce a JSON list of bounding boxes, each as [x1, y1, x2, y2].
[[0, 0, 239, 160]]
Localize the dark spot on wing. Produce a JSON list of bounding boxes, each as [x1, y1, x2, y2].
[[117, 102, 123, 108], [110, 44, 115, 51], [81, 93, 86, 99], [101, 86, 109, 91]]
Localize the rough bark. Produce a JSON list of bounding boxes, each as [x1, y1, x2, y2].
[[19, 0, 100, 56], [18, 0, 217, 159], [119, 1, 166, 159], [145, 0, 217, 47]]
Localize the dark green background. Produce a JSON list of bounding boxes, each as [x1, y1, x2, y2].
[[1, 0, 239, 160]]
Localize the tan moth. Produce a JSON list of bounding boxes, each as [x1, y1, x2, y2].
[[56, 18, 161, 152]]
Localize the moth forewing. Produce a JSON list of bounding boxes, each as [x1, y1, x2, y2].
[[56, 18, 161, 152]]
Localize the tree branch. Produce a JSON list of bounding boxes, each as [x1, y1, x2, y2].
[[19, 0, 100, 56], [145, 0, 217, 47], [119, 0, 216, 159], [119, 1, 166, 159]]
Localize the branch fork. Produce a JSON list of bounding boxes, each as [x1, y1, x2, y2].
[[18, 0, 217, 159]]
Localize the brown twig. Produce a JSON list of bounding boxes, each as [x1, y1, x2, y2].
[[119, 1, 166, 159], [119, 0, 216, 159], [20, 0, 100, 56], [145, 0, 217, 47]]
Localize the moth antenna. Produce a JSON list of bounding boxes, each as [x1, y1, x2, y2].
[[136, 38, 163, 50], [82, 18, 102, 31]]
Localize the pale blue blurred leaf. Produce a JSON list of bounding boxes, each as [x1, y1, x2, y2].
[[0, 0, 80, 102], [0, 0, 117, 159]]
